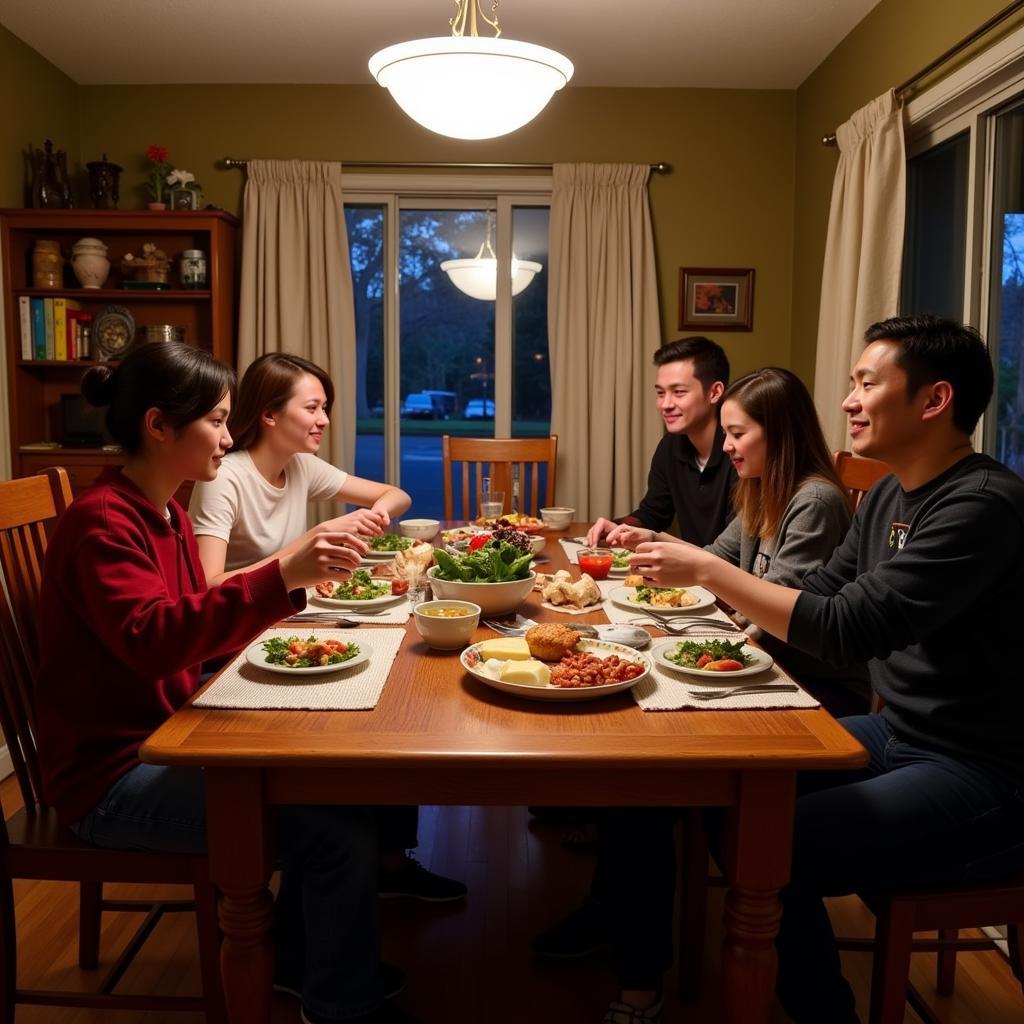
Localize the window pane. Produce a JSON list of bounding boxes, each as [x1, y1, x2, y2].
[[399, 209, 495, 519], [901, 132, 969, 319], [986, 100, 1024, 478], [512, 206, 551, 436], [345, 204, 386, 487]]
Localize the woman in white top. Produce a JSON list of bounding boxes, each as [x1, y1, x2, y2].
[[190, 352, 411, 584], [189, 352, 465, 903]]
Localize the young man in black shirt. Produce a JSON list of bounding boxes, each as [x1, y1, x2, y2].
[[630, 315, 1024, 1023], [586, 336, 736, 548]]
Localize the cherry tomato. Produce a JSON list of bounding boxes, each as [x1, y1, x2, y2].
[[468, 533, 492, 551], [696, 653, 713, 668], [390, 578, 409, 596]]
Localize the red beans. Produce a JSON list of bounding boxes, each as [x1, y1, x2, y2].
[[549, 652, 645, 689]]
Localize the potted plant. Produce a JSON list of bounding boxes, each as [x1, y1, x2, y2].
[[144, 144, 173, 209]]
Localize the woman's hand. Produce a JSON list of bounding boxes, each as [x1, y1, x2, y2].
[[604, 523, 655, 550], [628, 540, 711, 588], [321, 509, 388, 537], [279, 531, 369, 591]]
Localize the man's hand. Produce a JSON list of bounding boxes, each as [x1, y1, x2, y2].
[[585, 517, 619, 547], [604, 523, 655, 550]]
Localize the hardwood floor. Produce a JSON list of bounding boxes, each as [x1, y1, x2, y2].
[[3, 780, 1023, 1023]]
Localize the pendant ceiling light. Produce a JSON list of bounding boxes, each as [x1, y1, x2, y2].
[[441, 211, 542, 301], [368, 0, 573, 141]]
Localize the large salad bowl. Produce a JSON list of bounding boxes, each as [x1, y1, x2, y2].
[[426, 568, 536, 616]]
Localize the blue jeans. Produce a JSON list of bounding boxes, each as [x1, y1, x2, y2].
[[773, 714, 1024, 1023], [72, 763, 382, 1021]]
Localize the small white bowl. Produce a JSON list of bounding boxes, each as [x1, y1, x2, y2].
[[539, 507, 576, 530], [426, 568, 536, 616], [398, 518, 441, 541], [413, 600, 481, 650], [528, 534, 546, 555]]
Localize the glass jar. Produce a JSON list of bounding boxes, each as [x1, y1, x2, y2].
[[180, 249, 207, 289]]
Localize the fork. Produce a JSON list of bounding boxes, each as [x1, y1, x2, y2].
[[628, 616, 739, 635], [686, 683, 799, 701], [482, 616, 538, 636]]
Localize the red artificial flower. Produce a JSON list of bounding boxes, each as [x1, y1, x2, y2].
[[146, 145, 169, 163]]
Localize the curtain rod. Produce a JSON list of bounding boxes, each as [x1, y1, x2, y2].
[[220, 158, 671, 174], [821, 0, 1024, 146]]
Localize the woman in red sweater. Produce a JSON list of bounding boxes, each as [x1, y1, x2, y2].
[[35, 342, 404, 1024]]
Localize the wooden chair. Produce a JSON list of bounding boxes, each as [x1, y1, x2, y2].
[[837, 884, 1024, 1024], [441, 435, 557, 520], [833, 449, 891, 510], [0, 468, 225, 1022]]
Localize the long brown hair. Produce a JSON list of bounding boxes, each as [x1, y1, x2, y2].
[[722, 367, 842, 540], [228, 353, 334, 451]]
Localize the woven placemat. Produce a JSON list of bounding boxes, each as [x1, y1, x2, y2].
[[632, 655, 820, 712], [193, 628, 406, 710]]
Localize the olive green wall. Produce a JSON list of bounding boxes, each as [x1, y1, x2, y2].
[[75, 83, 796, 378], [0, 23, 79, 207], [791, 0, 1013, 386]]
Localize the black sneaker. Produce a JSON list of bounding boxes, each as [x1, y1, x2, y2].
[[378, 856, 467, 902], [531, 900, 610, 958], [276, 963, 405, 1002]]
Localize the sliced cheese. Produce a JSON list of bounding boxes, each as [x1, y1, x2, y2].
[[499, 659, 551, 687], [477, 637, 531, 661]]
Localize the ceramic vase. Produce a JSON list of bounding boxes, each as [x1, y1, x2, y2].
[[71, 237, 110, 289]]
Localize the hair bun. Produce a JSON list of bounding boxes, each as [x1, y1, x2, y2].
[[80, 365, 117, 407]]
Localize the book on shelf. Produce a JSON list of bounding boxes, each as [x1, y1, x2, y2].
[[66, 309, 92, 360], [43, 298, 55, 360], [53, 298, 81, 361], [30, 298, 46, 360], [18, 296, 31, 360]]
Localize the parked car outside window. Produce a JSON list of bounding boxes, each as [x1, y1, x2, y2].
[[400, 393, 437, 419], [463, 399, 495, 420]]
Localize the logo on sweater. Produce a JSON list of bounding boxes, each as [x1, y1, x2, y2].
[[888, 521, 910, 550]]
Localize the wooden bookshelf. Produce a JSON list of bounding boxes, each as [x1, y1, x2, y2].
[[1, 208, 237, 494]]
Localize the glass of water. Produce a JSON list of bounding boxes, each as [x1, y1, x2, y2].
[[479, 490, 505, 519]]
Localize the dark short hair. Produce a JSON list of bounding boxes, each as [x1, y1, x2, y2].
[[864, 315, 993, 435], [81, 343, 235, 455], [229, 353, 335, 451], [652, 336, 730, 391]]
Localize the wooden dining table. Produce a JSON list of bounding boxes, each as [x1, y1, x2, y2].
[[141, 525, 867, 1023]]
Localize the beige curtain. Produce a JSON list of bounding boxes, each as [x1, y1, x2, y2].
[[548, 164, 663, 520], [814, 90, 906, 450], [0, 242, 10, 480], [238, 160, 357, 499]]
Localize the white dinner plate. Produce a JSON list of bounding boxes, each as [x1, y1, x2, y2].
[[651, 639, 774, 680], [245, 638, 372, 676], [310, 583, 406, 609], [361, 548, 405, 561], [609, 585, 716, 614], [460, 637, 651, 702]]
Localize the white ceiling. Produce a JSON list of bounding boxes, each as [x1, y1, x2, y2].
[[0, 0, 881, 89]]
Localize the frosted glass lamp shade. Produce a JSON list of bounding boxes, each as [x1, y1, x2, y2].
[[369, 36, 573, 140], [440, 256, 543, 300]]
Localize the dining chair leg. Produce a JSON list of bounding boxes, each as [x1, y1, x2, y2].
[[676, 810, 708, 1001], [936, 927, 958, 996], [869, 900, 915, 1024], [78, 880, 103, 969], [0, 873, 15, 1024], [1008, 922, 1024, 987], [192, 867, 227, 1024]]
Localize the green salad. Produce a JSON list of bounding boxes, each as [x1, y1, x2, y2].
[[368, 534, 411, 552], [611, 548, 630, 569], [262, 635, 360, 668], [664, 639, 752, 670], [321, 569, 390, 601], [432, 540, 534, 583], [634, 583, 685, 603]]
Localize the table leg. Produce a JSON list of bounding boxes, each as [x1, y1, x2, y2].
[[206, 768, 274, 1024], [720, 770, 796, 1024]]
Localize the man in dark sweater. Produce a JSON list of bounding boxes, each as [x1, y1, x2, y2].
[[630, 315, 1024, 1023], [586, 336, 736, 548]]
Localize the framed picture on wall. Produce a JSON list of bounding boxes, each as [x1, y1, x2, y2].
[[678, 267, 755, 332]]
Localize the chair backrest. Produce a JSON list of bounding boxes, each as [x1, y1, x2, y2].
[[833, 450, 891, 512], [442, 436, 558, 520], [0, 468, 73, 812]]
